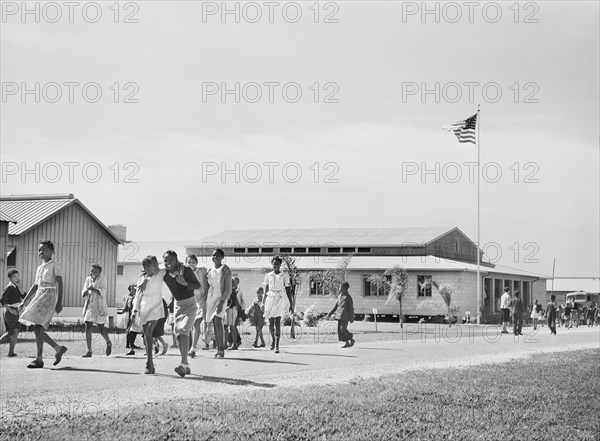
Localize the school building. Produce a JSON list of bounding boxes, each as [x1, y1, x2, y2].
[[185, 227, 548, 321], [0, 194, 124, 323]]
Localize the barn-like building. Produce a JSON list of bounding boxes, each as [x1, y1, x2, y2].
[[185, 228, 548, 322], [0, 194, 123, 322]]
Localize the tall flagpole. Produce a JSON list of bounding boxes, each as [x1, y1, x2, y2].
[[477, 104, 481, 325]]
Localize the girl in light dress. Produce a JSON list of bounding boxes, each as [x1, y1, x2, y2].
[[81, 264, 112, 358], [131, 256, 171, 374], [19, 240, 68, 369], [185, 254, 209, 358], [205, 249, 232, 359], [530, 299, 542, 331], [261, 256, 293, 354]]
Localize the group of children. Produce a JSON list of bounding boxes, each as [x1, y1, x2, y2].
[[2, 242, 356, 377]]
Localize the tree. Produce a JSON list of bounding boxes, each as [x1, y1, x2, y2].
[[281, 255, 302, 338], [368, 266, 409, 328], [308, 254, 353, 298], [429, 280, 458, 327]]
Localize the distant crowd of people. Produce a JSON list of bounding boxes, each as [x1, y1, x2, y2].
[[498, 286, 599, 336], [1, 240, 357, 376]]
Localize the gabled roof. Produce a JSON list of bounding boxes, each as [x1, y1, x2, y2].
[[0, 194, 122, 244], [0, 210, 16, 223], [191, 227, 466, 248], [546, 278, 600, 293]]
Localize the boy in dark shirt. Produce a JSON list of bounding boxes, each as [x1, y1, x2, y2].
[[546, 295, 557, 335], [326, 282, 355, 348], [0, 269, 26, 356]]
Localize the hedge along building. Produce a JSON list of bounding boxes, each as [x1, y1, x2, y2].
[[0, 194, 123, 323], [186, 227, 548, 321]]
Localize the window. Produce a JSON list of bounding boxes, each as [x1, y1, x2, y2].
[[308, 247, 320, 253], [328, 247, 341, 253], [261, 248, 274, 253], [309, 273, 327, 295], [363, 275, 390, 297], [343, 247, 355, 253], [417, 275, 432, 297], [357, 247, 371, 254], [294, 248, 307, 253], [233, 248, 245, 253], [6, 246, 16, 267], [280, 247, 292, 253], [247, 248, 259, 253], [117, 265, 124, 276]]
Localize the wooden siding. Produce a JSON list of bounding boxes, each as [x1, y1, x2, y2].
[[6, 204, 118, 309]]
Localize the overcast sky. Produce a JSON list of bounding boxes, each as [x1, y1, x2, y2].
[[1, 1, 598, 277]]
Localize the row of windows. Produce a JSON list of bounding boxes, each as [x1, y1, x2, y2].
[[309, 274, 434, 297], [231, 247, 372, 254]]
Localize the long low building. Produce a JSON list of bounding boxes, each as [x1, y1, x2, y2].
[[185, 227, 548, 322]]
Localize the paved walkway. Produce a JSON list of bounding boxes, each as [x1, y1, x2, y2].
[[1, 326, 598, 420]]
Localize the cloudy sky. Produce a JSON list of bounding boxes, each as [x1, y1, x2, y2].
[[1, 1, 598, 277]]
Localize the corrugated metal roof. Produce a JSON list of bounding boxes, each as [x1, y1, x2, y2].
[[0, 210, 16, 223], [188, 255, 546, 279], [546, 278, 600, 293], [191, 227, 457, 248], [0, 198, 73, 235], [0, 195, 122, 244]]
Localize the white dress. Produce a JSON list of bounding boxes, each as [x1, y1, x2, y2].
[[82, 274, 109, 325], [20, 260, 61, 329], [530, 304, 541, 319], [133, 269, 169, 326], [262, 271, 290, 319], [206, 265, 224, 321]]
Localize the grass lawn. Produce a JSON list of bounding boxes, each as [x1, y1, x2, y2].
[[1, 349, 598, 440]]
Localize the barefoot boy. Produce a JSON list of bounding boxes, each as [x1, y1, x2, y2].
[[0, 269, 25, 356]]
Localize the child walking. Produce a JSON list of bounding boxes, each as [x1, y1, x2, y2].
[[206, 249, 232, 359], [81, 264, 112, 358], [247, 287, 265, 348], [0, 269, 26, 356], [185, 254, 208, 358], [19, 240, 68, 368], [131, 256, 170, 374], [152, 298, 169, 355], [261, 256, 293, 354], [326, 282, 355, 348], [162, 250, 200, 377], [546, 295, 557, 335]]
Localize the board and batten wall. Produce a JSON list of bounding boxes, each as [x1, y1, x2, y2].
[[6, 204, 119, 320]]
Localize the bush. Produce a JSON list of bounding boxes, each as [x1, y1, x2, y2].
[[282, 311, 302, 326], [302, 305, 321, 327]]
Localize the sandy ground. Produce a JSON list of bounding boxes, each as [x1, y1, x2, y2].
[[0, 325, 598, 420]]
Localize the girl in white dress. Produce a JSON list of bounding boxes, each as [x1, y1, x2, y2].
[[206, 249, 232, 359], [131, 256, 170, 374], [261, 256, 292, 353], [19, 240, 68, 369], [81, 264, 112, 358], [530, 299, 542, 330]]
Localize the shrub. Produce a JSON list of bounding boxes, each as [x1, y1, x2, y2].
[[282, 311, 302, 326], [302, 305, 321, 327]]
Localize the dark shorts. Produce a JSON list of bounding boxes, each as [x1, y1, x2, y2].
[[501, 309, 510, 322], [4, 309, 20, 333]]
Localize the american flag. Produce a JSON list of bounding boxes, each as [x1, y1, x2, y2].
[[442, 113, 477, 144]]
